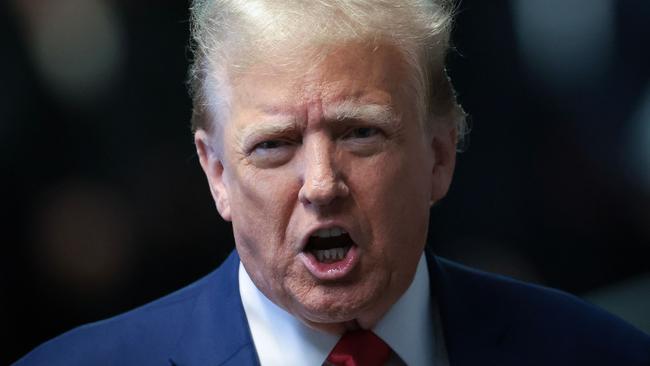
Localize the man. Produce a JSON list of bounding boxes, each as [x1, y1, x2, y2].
[[15, 0, 650, 365]]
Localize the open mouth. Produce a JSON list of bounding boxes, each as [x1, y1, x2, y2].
[[299, 225, 360, 280], [305, 227, 355, 263]]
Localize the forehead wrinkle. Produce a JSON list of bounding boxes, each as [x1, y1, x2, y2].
[[323, 99, 399, 127]]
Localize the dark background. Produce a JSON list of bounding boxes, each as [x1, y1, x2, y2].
[[3, 0, 649, 363]]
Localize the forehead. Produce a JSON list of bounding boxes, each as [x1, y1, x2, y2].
[[227, 43, 412, 118]]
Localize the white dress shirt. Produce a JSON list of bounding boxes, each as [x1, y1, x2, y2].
[[239, 253, 448, 365]]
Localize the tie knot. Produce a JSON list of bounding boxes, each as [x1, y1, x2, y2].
[[325, 330, 392, 366]]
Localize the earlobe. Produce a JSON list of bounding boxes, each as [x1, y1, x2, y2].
[[430, 126, 457, 203], [195, 130, 232, 221]]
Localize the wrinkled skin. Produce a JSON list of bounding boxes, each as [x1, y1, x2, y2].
[[196, 43, 457, 334]]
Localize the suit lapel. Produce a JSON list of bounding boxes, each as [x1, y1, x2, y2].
[[169, 248, 512, 365], [426, 249, 510, 366], [169, 251, 260, 366]]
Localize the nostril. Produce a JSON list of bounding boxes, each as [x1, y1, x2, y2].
[[299, 182, 334, 206], [298, 150, 349, 205], [298, 177, 348, 206]]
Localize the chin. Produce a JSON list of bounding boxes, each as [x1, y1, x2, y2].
[[291, 285, 384, 326]]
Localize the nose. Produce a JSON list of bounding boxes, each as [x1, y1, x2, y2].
[[298, 138, 349, 207]]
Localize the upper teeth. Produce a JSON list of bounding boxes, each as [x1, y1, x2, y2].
[[312, 227, 346, 238]]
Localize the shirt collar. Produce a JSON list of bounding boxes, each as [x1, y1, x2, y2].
[[239, 262, 338, 365], [239, 253, 434, 365], [373, 253, 436, 365]]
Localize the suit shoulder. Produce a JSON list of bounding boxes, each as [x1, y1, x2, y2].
[[435, 257, 650, 364], [13, 256, 235, 366]]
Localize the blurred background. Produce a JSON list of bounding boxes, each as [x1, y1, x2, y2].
[[2, 0, 649, 363]]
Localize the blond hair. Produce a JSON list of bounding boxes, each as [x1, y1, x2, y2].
[[188, 0, 466, 143]]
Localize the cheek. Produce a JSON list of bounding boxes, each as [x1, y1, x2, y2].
[[228, 165, 289, 217], [352, 152, 430, 248], [228, 168, 300, 257], [354, 150, 429, 209], [231, 177, 297, 300]]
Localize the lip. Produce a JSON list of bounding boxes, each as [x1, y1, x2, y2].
[[298, 222, 360, 281], [299, 245, 359, 281]]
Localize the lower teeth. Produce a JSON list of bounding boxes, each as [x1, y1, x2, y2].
[[313, 247, 348, 263]]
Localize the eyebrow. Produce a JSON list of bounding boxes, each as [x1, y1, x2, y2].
[[323, 99, 399, 128], [236, 115, 298, 147], [236, 100, 400, 147]]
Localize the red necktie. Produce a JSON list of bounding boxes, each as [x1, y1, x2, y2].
[[325, 330, 392, 366]]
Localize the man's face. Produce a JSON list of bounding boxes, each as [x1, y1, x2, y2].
[[196, 43, 456, 332]]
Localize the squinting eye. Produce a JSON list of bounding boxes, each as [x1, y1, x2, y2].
[[248, 138, 295, 167], [255, 140, 287, 150], [348, 127, 380, 139]]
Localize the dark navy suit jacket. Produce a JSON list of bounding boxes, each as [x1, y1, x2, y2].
[[15, 250, 650, 365]]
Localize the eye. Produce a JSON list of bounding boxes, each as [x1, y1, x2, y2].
[[340, 126, 386, 156], [255, 140, 288, 150], [346, 127, 380, 139], [247, 138, 296, 168]]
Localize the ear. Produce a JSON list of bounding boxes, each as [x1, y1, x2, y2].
[[430, 124, 457, 203], [195, 130, 232, 221]]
